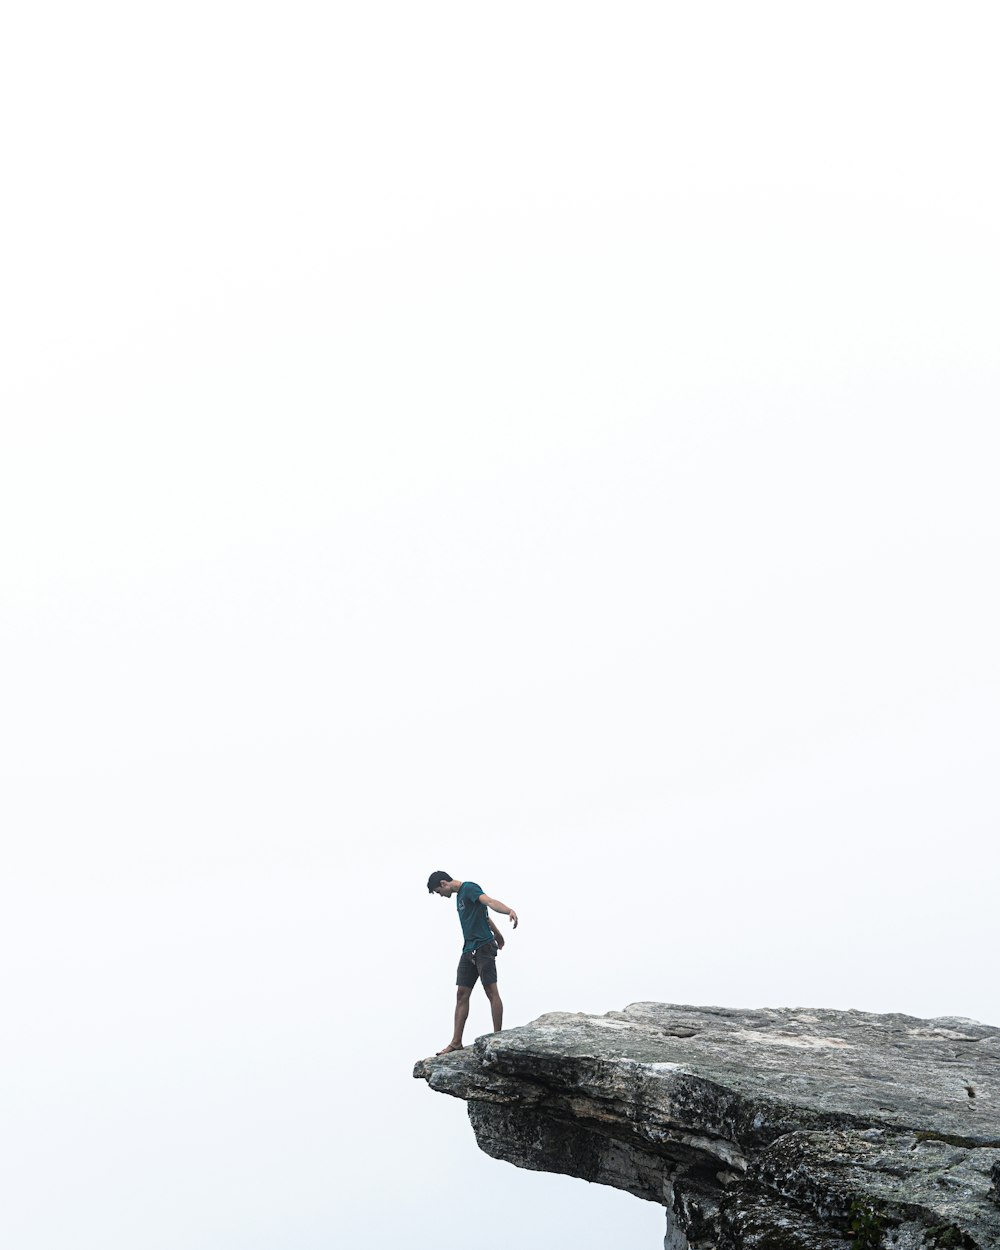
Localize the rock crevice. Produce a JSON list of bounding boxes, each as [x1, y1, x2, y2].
[[414, 1004, 1000, 1249]]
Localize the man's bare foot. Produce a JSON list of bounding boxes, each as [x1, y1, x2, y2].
[[436, 1042, 464, 1055]]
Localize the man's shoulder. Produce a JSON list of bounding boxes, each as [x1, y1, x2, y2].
[[460, 881, 484, 898]]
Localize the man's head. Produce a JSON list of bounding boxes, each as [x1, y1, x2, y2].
[[427, 870, 458, 897]]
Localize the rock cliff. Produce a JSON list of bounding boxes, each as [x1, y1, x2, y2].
[[414, 1004, 1000, 1249]]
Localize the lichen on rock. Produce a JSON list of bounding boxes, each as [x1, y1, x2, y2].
[[414, 1004, 1000, 1249]]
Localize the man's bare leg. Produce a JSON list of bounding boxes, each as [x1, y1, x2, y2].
[[484, 981, 503, 1032], [437, 986, 473, 1054]]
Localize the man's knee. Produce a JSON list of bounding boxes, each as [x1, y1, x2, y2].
[[456, 985, 473, 1001], [483, 981, 501, 999]]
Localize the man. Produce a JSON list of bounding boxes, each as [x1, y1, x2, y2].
[[426, 871, 519, 1056]]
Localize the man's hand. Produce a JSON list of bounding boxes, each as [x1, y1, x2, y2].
[[481, 894, 519, 930]]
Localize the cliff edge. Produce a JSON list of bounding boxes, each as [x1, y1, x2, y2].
[[414, 1004, 1000, 1249]]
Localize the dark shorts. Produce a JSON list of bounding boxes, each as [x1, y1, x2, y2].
[[456, 940, 499, 988]]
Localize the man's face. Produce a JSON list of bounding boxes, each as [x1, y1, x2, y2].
[[435, 882, 452, 898]]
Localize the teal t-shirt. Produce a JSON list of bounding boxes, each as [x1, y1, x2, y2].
[[456, 881, 492, 953]]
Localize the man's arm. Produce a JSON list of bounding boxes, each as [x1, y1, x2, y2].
[[480, 895, 519, 929], [487, 917, 505, 949]]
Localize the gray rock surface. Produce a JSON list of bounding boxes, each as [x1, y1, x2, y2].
[[414, 1004, 1000, 1249]]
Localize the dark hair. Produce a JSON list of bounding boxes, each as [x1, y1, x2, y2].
[[427, 870, 452, 893]]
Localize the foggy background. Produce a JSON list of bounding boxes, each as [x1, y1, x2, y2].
[[2, 3, 997, 1247]]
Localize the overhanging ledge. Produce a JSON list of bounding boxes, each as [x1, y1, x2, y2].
[[415, 1003, 1000, 1249]]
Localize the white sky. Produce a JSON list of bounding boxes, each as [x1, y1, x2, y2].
[[2, 3, 998, 1248]]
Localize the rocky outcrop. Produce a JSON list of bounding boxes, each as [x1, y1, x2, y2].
[[413, 1004, 1000, 1249]]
